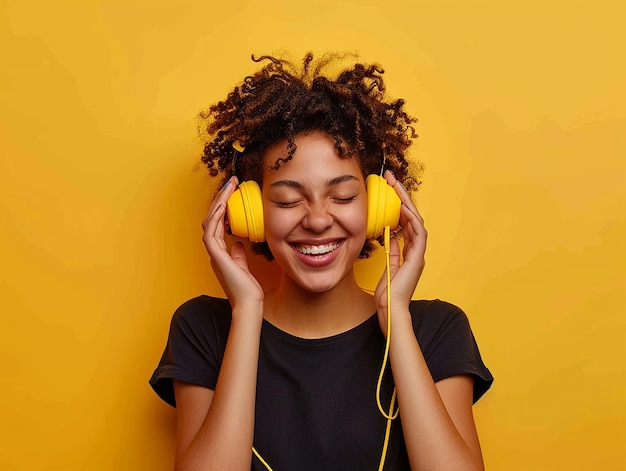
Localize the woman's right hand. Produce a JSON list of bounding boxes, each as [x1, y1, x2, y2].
[[202, 176, 264, 310], [177, 176, 264, 470]]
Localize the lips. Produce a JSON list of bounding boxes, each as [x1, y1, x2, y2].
[[290, 240, 344, 267]]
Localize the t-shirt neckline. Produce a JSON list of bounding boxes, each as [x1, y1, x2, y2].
[[261, 313, 378, 347]]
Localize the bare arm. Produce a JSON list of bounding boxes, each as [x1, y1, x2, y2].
[[375, 171, 485, 471], [172, 176, 265, 470], [172, 382, 213, 466], [173, 308, 263, 471], [436, 375, 484, 468], [389, 320, 485, 471]]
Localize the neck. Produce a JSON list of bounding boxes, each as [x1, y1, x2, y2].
[[264, 271, 375, 339]]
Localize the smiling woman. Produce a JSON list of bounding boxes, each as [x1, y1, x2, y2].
[[149, 53, 493, 471]]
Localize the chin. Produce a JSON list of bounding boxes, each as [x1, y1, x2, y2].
[[289, 270, 352, 295]]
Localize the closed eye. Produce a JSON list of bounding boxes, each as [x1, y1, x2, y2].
[[333, 196, 358, 204], [271, 200, 302, 208]]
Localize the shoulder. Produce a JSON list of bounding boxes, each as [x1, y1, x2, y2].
[[172, 294, 232, 319], [408, 299, 474, 352], [150, 296, 232, 405], [169, 295, 232, 334], [166, 295, 233, 362], [409, 299, 469, 336]]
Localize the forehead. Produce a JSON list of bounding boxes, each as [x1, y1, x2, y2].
[[262, 132, 364, 183]]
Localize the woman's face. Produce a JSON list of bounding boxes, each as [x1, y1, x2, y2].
[[261, 131, 368, 294]]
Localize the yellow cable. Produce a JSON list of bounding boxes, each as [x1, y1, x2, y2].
[[253, 446, 274, 471], [376, 226, 399, 421], [377, 388, 397, 471]]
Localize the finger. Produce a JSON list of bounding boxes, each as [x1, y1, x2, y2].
[[202, 176, 238, 231], [383, 170, 423, 221], [203, 203, 228, 253], [402, 205, 426, 240], [216, 175, 238, 198], [383, 169, 399, 187], [205, 202, 226, 233], [398, 195, 422, 226], [400, 206, 427, 262], [384, 170, 411, 202], [400, 204, 424, 239], [214, 205, 226, 241]]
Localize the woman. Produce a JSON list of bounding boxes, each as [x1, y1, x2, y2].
[[150, 53, 493, 471]]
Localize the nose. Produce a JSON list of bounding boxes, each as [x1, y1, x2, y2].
[[301, 203, 334, 233]]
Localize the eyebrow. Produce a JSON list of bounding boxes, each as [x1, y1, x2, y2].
[[269, 174, 360, 189]]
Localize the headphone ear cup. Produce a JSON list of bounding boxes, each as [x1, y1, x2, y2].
[[365, 174, 401, 239], [226, 181, 265, 243]]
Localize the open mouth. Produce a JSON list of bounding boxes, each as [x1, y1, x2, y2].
[[293, 241, 341, 256]]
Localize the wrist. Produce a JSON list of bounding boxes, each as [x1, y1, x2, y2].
[[231, 301, 264, 320]]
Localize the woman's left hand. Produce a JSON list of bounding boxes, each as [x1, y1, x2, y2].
[[374, 170, 427, 335]]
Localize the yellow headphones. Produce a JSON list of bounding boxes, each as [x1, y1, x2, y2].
[[226, 174, 401, 242]]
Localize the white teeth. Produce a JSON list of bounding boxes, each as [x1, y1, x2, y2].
[[296, 242, 340, 255]]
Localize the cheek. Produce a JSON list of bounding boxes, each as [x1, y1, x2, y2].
[[350, 198, 369, 231], [263, 207, 300, 238]]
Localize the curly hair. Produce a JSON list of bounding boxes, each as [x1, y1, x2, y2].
[[197, 52, 422, 258]]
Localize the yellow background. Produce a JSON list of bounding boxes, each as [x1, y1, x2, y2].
[[1, 0, 624, 469]]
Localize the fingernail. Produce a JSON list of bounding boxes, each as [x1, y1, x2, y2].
[[220, 177, 232, 191]]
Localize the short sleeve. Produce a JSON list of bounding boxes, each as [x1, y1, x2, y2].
[[411, 300, 494, 403], [149, 296, 232, 407]]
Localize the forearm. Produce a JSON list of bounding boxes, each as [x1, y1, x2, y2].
[[389, 312, 483, 471], [176, 305, 263, 471]]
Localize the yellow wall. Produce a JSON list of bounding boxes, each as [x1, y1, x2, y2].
[[1, 1, 624, 469]]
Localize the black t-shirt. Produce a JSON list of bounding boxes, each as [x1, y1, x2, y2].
[[150, 296, 493, 471]]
